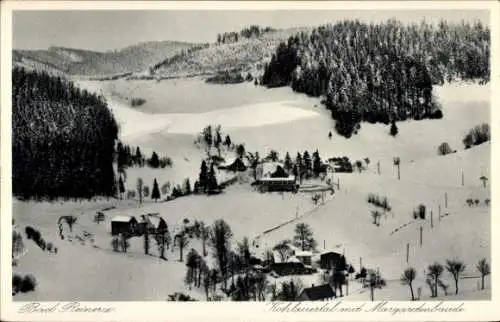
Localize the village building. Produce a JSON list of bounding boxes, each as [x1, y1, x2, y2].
[[294, 250, 313, 266], [218, 157, 247, 172], [139, 213, 168, 235], [253, 162, 298, 192], [110, 216, 138, 236], [320, 251, 346, 270], [299, 284, 336, 301]]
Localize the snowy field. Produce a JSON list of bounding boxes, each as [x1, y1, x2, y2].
[[13, 78, 491, 301]]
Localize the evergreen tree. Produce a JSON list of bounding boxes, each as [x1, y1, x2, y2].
[[303, 151, 312, 178], [118, 175, 125, 199], [312, 150, 322, 177], [284, 152, 293, 172], [151, 178, 160, 201], [199, 161, 208, 193], [207, 164, 218, 193], [293, 223, 316, 251], [236, 144, 246, 159], [135, 147, 143, 166], [148, 151, 160, 168], [390, 121, 399, 137], [184, 178, 192, 195], [224, 135, 232, 148]]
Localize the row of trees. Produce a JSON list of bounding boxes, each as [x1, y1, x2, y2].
[[216, 25, 276, 44], [116, 142, 173, 170], [261, 19, 489, 137], [13, 67, 119, 199], [401, 258, 490, 300]]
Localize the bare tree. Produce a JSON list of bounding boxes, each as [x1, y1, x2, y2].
[[371, 210, 382, 226], [446, 259, 466, 295], [273, 240, 291, 263], [210, 219, 233, 291], [400, 267, 417, 300], [427, 262, 444, 297], [479, 176, 488, 188], [476, 258, 490, 290], [200, 223, 210, 257], [393, 157, 401, 180], [366, 269, 386, 301], [136, 178, 144, 204]]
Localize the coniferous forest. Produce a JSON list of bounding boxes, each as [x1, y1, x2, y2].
[[261, 19, 490, 137], [12, 67, 119, 200]]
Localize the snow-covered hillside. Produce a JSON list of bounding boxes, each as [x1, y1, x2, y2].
[[12, 80, 491, 301]]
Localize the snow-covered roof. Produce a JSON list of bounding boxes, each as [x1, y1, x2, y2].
[[295, 251, 313, 257], [259, 176, 295, 182], [261, 162, 285, 177], [147, 215, 165, 228], [111, 215, 135, 223], [219, 156, 237, 167], [287, 256, 301, 263], [140, 214, 166, 228]]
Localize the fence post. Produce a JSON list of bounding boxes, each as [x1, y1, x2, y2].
[[420, 226, 423, 247], [406, 243, 409, 263]]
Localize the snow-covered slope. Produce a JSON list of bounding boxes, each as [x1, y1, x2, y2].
[[12, 81, 491, 301]]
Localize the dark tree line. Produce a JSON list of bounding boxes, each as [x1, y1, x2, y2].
[[151, 43, 210, 74], [261, 19, 489, 137], [116, 142, 172, 170], [12, 67, 118, 200], [217, 25, 276, 44]]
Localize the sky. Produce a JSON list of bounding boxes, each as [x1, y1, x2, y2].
[[13, 10, 490, 52]]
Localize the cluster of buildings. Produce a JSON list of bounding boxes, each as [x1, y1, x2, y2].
[[110, 213, 167, 236]]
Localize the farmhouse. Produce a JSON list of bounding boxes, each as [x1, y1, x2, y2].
[[294, 250, 313, 266], [320, 251, 346, 270], [299, 284, 335, 301], [139, 213, 167, 235], [111, 216, 138, 236], [218, 157, 247, 172], [256, 177, 298, 192]]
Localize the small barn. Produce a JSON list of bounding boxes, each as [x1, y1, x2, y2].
[[218, 157, 247, 172], [320, 251, 346, 270], [299, 284, 335, 301], [111, 216, 138, 236]]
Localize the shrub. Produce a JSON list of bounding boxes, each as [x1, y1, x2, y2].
[[390, 121, 399, 137], [130, 97, 146, 107], [46, 242, 53, 252], [25, 226, 41, 241], [437, 142, 453, 156], [417, 204, 426, 219], [20, 274, 37, 293], [143, 186, 150, 198], [12, 274, 23, 294], [463, 123, 490, 148], [111, 237, 120, 252]]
